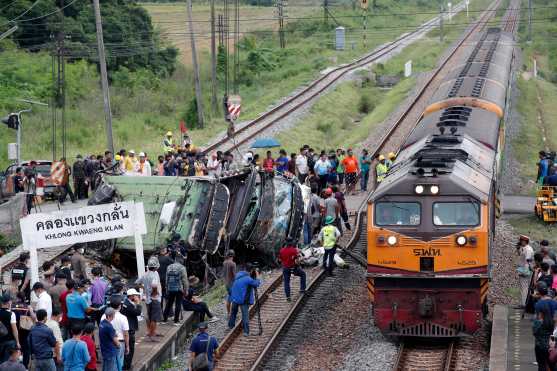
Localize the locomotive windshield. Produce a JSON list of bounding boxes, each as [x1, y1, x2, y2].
[[375, 202, 421, 226], [433, 202, 480, 226]]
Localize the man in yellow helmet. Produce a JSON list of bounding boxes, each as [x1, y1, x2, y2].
[[386, 152, 396, 168], [376, 155, 388, 186], [163, 131, 174, 153], [318, 216, 341, 276]]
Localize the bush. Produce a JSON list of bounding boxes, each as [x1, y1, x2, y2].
[[183, 98, 200, 129], [358, 94, 375, 114], [316, 120, 333, 134]]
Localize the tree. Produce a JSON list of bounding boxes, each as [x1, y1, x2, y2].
[[1, 0, 177, 77]]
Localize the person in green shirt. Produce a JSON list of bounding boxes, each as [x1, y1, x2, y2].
[[336, 149, 345, 188], [359, 149, 372, 192]]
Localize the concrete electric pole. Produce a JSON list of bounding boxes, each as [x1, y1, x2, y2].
[[92, 0, 114, 155], [210, 0, 218, 112], [187, 0, 205, 128]]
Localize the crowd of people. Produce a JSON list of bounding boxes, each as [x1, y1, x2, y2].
[[516, 235, 557, 371]]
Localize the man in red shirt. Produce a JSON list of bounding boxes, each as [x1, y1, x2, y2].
[[59, 279, 74, 340], [262, 151, 274, 173], [341, 148, 360, 195], [279, 238, 306, 302]]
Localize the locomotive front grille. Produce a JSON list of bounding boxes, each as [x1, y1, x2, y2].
[[396, 322, 458, 337]]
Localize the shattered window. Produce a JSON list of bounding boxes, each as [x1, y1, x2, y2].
[[263, 179, 292, 251]]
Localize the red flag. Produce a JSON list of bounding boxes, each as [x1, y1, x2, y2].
[[180, 120, 187, 133]]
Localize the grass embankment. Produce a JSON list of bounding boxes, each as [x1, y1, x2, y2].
[[274, 0, 490, 153], [507, 215, 557, 246], [0, 0, 446, 168], [511, 0, 557, 193]]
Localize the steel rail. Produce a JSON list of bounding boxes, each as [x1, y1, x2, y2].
[[202, 4, 467, 155], [392, 339, 456, 371]]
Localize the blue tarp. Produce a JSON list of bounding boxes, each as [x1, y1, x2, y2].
[[251, 137, 280, 148]]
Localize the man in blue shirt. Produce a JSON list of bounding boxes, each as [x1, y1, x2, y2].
[[228, 265, 261, 336], [61, 326, 90, 371], [99, 308, 119, 371], [534, 282, 557, 318], [275, 150, 289, 174], [66, 282, 96, 330], [28, 309, 57, 371], [189, 322, 218, 371]]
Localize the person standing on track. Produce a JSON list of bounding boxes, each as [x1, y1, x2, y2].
[[222, 250, 237, 317], [341, 149, 359, 195], [228, 265, 261, 337], [279, 238, 306, 302], [318, 216, 341, 277]]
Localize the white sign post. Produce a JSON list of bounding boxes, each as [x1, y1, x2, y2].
[[404, 60, 412, 78], [465, 0, 470, 18], [448, 2, 452, 23], [20, 201, 147, 284]]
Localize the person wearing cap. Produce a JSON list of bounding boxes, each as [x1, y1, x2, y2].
[[0, 294, 20, 363], [134, 152, 152, 176], [228, 264, 261, 336], [28, 308, 56, 371], [318, 216, 341, 276], [163, 131, 174, 154], [100, 299, 129, 371], [279, 238, 306, 302], [189, 322, 218, 371], [386, 152, 396, 168], [72, 154, 87, 200], [0, 345, 25, 371], [341, 148, 359, 196], [123, 151, 137, 174], [32, 282, 52, 321], [135, 257, 162, 341], [323, 187, 339, 229], [70, 245, 88, 281], [375, 155, 388, 185], [121, 289, 142, 370], [222, 250, 237, 317]]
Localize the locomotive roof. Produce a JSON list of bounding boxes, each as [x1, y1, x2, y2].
[[372, 133, 495, 202]]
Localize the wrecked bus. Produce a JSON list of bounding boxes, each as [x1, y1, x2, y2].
[[89, 167, 305, 268]]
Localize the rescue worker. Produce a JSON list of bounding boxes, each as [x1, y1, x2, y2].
[[318, 216, 341, 276], [135, 152, 152, 176], [163, 131, 174, 154], [124, 150, 138, 174], [375, 155, 388, 186], [386, 152, 396, 169], [72, 154, 88, 200]]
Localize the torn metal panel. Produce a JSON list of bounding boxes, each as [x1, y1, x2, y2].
[[203, 183, 230, 254], [288, 182, 305, 241], [220, 168, 258, 240]]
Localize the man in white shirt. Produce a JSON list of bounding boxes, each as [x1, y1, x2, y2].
[[295, 148, 309, 184], [32, 282, 52, 320], [101, 298, 130, 371], [206, 153, 219, 177], [135, 153, 152, 176], [46, 308, 63, 367]]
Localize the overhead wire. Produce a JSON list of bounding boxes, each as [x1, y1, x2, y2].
[[2, 0, 42, 24]]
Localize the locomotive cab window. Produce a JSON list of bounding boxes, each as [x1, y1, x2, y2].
[[433, 202, 480, 226], [375, 202, 421, 226]]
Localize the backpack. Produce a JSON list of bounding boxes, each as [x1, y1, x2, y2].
[[167, 268, 182, 292]]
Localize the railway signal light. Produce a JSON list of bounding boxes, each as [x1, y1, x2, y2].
[[1, 114, 19, 130]]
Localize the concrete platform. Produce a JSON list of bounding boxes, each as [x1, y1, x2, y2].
[[490, 305, 537, 371], [502, 195, 536, 215]]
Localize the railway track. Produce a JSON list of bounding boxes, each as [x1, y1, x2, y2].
[[213, 2, 503, 369], [202, 2, 467, 155], [393, 340, 455, 371]]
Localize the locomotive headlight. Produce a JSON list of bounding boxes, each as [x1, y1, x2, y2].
[[414, 185, 424, 194], [456, 235, 467, 246], [387, 235, 398, 246], [430, 185, 440, 195]]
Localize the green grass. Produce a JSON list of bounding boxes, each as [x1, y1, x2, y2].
[[507, 215, 557, 246], [201, 280, 227, 308], [509, 0, 557, 194], [273, 0, 489, 152]]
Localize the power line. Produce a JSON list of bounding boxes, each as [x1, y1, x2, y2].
[[2, 0, 41, 24], [0, 0, 80, 26]]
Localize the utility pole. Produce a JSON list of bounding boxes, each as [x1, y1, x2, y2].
[[527, 0, 532, 42], [92, 0, 114, 155], [324, 0, 328, 24], [187, 0, 205, 128], [439, 4, 444, 43], [277, 0, 286, 48], [210, 0, 218, 112], [233, 0, 240, 94]]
